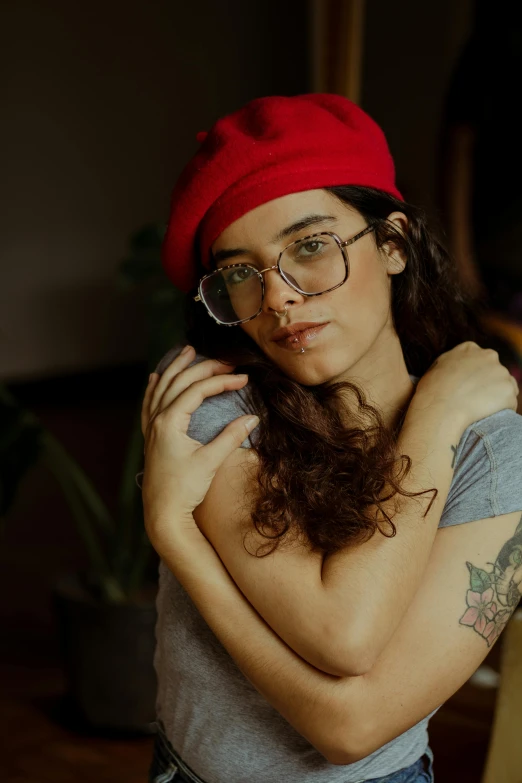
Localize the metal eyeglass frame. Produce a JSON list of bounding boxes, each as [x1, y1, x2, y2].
[[193, 224, 375, 326]]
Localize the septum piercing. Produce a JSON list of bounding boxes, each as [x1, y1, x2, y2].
[[274, 306, 305, 354]]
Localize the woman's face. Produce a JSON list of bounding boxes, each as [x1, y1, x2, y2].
[[210, 189, 407, 385]]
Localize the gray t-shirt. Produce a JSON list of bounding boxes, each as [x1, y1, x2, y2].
[[152, 346, 522, 783]]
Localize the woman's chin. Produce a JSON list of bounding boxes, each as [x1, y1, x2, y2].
[[273, 356, 349, 386]]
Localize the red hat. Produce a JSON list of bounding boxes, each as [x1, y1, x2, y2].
[[162, 93, 402, 293]]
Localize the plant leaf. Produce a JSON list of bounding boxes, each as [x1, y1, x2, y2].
[[0, 392, 44, 521]]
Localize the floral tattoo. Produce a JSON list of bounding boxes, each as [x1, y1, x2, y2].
[[459, 514, 522, 647]]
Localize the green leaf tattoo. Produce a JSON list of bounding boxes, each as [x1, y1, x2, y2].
[[466, 562, 491, 592], [459, 514, 522, 647]]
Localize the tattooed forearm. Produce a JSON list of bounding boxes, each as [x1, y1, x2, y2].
[[459, 514, 522, 646]]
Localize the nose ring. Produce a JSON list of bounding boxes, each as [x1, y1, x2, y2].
[[274, 305, 305, 354]]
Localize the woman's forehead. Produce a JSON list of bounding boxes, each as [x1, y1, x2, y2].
[[211, 189, 358, 254]]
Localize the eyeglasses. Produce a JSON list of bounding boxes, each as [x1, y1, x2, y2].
[[194, 224, 375, 326]]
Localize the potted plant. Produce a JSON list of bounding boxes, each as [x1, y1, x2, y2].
[[0, 224, 187, 734]]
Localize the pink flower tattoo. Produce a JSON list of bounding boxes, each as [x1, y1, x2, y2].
[[460, 588, 497, 635], [459, 517, 522, 647], [483, 609, 512, 646]]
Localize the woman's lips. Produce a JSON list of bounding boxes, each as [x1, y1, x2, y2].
[[274, 323, 329, 351]]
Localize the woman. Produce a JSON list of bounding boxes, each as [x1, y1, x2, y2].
[[140, 95, 522, 783]]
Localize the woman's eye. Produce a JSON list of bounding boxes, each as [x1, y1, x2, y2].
[[299, 241, 323, 256], [224, 267, 252, 284]]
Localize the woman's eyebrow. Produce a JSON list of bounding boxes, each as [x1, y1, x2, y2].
[[213, 247, 248, 265], [213, 214, 339, 266], [270, 213, 339, 244]]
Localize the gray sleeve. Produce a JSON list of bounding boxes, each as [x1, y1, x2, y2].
[[154, 345, 257, 449], [439, 409, 522, 527]]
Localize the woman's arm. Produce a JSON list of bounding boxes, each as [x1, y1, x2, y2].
[[147, 343, 517, 678], [194, 403, 463, 675], [157, 522, 353, 764], [319, 402, 462, 668], [141, 347, 519, 760], [157, 503, 522, 765]]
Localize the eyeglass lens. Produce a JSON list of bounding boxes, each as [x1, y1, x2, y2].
[[200, 235, 346, 324]]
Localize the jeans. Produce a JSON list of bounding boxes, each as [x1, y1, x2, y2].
[[148, 720, 435, 783]]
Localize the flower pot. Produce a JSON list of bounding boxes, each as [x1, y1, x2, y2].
[[51, 572, 158, 734]]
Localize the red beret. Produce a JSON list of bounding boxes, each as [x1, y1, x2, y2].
[[162, 93, 402, 293]]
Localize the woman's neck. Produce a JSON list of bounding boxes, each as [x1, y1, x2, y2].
[[336, 330, 416, 430]]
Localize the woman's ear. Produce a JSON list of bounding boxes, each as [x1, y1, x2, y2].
[[381, 211, 408, 275]]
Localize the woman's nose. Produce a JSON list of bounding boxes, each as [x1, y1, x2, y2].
[[262, 268, 304, 315]]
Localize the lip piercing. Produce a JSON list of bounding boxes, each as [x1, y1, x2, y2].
[[289, 335, 305, 354], [276, 307, 305, 353]]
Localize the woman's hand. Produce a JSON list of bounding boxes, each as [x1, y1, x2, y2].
[[411, 341, 519, 432], [140, 346, 259, 553]]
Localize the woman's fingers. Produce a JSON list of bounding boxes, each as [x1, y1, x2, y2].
[[141, 345, 237, 436], [149, 345, 197, 412], [141, 373, 160, 438], [152, 356, 238, 418], [149, 347, 236, 411], [200, 415, 260, 471], [141, 348, 196, 437], [157, 373, 250, 435]]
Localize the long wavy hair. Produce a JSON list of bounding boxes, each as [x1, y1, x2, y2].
[[185, 186, 485, 557]]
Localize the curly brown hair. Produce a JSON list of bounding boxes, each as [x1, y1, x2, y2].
[[184, 186, 485, 557]]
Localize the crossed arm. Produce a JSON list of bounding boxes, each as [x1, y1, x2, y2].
[[146, 357, 522, 763], [159, 402, 522, 763], [193, 402, 466, 677], [165, 500, 522, 764]]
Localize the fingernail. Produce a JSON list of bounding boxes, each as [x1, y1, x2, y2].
[[181, 345, 192, 355], [148, 374, 155, 383], [245, 416, 259, 431]]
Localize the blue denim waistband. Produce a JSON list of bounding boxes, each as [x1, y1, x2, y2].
[[148, 720, 203, 783]]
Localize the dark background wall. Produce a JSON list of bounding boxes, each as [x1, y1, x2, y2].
[[1, 0, 472, 382], [1, 0, 309, 382], [362, 0, 472, 212]]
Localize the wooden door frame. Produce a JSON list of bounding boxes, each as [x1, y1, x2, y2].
[[309, 0, 366, 103]]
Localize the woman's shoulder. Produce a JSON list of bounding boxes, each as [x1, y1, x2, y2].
[[466, 407, 522, 440], [154, 345, 256, 448], [440, 409, 522, 528], [460, 408, 522, 475]]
